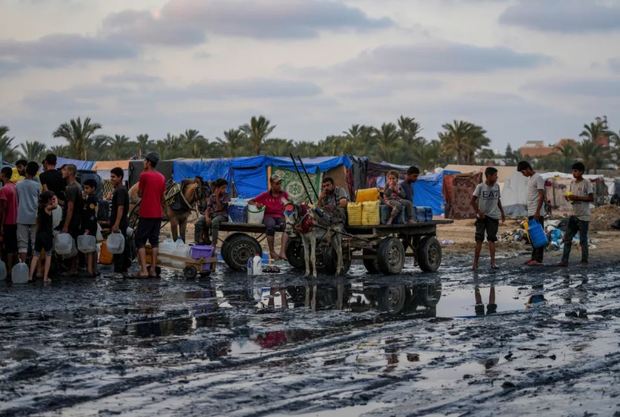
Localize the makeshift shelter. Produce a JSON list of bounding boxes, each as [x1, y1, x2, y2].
[[172, 156, 352, 201], [444, 165, 516, 184], [444, 172, 483, 219], [93, 160, 130, 181], [57, 157, 95, 171], [501, 171, 529, 217], [128, 159, 174, 187]]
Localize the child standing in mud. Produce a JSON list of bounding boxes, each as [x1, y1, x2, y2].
[[81, 179, 99, 277], [517, 161, 546, 266], [471, 167, 505, 270], [383, 170, 409, 225], [558, 162, 593, 266], [29, 191, 58, 283]]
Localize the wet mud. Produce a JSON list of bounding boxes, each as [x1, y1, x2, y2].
[[1, 255, 620, 416]]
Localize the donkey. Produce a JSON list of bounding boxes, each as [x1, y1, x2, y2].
[[285, 204, 344, 277]]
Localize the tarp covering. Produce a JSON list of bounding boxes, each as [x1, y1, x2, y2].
[[413, 171, 457, 216], [445, 172, 483, 219], [501, 171, 529, 217], [93, 160, 130, 180], [57, 157, 95, 171], [444, 164, 517, 184], [172, 156, 352, 199]]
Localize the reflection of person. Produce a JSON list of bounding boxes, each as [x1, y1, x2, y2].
[[249, 174, 289, 261], [471, 167, 505, 270], [474, 284, 497, 316], [135, 152, 165, 278], [518, 161, 546, 266], [559, 162, 593, 267], [526, 283, 546, 308]]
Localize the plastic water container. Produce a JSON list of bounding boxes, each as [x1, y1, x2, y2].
[[361, 201, 381, 225], [247, 205, 265, 225], [54, 233, 75, 256], [347, 202, 363, 226], [414, 206, 433, 222], [229, 201, 248, 224], [246, 254, 263, 276], [52, 206, 62, 228], [159, 238, 175, 255], [355, 188, 380, 203], [174, 239, 190, 257], [0, 259, 6, 281], [11, 262, 29, 284], [62, 244, 78, 259], [528, 219, 548, 248], [190, 245, 214, 272], [77, 235, 97, 253], [106, 232, 125, 255]]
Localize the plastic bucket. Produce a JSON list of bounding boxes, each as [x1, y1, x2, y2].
[[190, 245, 214, 272], [528, 219, 548, 248], [247, 205, 265, 225]]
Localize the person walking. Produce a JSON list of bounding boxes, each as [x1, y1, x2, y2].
[[517, 161, 546, 266], [109, 167, 130, 274], [135, 152, 165, 278], [471, 167, 505, 270]]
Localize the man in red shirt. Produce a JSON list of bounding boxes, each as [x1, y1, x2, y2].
[[249, 174, 290, 260], [0, 167, 18, 272], [135, 152, 166, 277]]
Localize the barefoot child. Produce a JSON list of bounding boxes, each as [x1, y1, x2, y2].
[[471, 167, 505, 270], [559, 162, 593, 266], [383, 170, 408, 225], [29, 191, 57, 282], [81, 179, 98, 276]]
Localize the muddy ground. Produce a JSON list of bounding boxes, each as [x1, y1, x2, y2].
[[2, 219, 620, 416]]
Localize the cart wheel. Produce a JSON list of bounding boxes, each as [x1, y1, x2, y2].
[[378, 284, 407, 314], [285, 237, 305, 270], [377, 237, 405, 275], [363, 248, 380, 274], [417, 236, 442, 272], [199, 271, 211, 278], [222, 233, 262, 272], [183, 265, 198, 279], [318, 246, 351, 275]]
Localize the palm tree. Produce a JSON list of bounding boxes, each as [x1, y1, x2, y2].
[[0, 126, 18, 161], [554, 142, 577, 172], [397, 115, 423, 146], [373, 123, 400, 162], [576, 139, 607, 174], [411, 139, 440, 172], [136, 134, 150, 158], [263, 138, 294, 156], [19, 141, 48, 162], [53, 117, 102, 160], [49, 145, 68, 156], [216, 129, 246, 157], [439, 121, 489, 164], [580, 120, 612, 145], [180, 129, 208, 158], [108, 134, 131, 159], [342, 124, 365, 154], [156, 133, 183, 160], [240, 115, 275, 155]]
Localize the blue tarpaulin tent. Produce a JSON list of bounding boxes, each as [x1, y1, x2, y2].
[[173, 156, 352, 198], [411, 171, 458, 216], [57, 157, 95, 171]]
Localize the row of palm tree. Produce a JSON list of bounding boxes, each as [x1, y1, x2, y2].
[[1, 116, 618, 173]]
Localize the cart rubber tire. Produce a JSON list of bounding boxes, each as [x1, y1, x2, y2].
[[199, 271, 211, 278], [222, 233, 262, 272], [363, 249, 380, 274], [417, 236, 442, 272], [377, 237, 405, 275], [183, 265, 198, 279], [285, 238, 306, 270], [319, 246, 351, 275], [378, 284, 407, 314]]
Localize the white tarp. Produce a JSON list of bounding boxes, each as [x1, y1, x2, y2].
[[501, 171, 529, 217]]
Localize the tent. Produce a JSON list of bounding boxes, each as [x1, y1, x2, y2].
[[444, 164, 516, 184], [57, 157, 95, 171], [128, 159, 174, 187], [172, 156, 352, 199], [501, 171, 529, 217], [444, 172, 483, 219], [93, 160, 130, 181], [413, 171, 457, 216]]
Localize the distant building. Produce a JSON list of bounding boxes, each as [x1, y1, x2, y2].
[[518, 138, 578, 159]]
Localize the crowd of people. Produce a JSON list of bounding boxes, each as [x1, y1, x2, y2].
[[0, 149, 594, 282]]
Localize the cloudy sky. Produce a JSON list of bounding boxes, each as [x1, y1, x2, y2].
[[1, 0, 619, 152]]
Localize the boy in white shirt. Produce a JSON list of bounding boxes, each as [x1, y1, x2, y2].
[[559, 162, 593, 266], [471, 167, 505, 270], [517, 161, 546, 266]]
